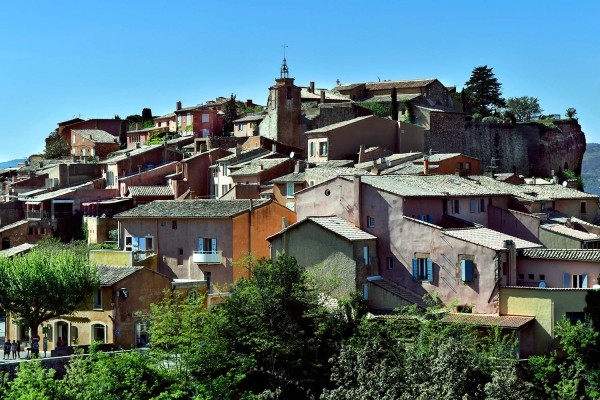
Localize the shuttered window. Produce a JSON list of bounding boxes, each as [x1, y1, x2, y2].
[[412, 258, 433, 282], [461, 259, 473, 282]]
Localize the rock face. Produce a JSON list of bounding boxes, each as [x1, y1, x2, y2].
[[424, 118, 586, 177]]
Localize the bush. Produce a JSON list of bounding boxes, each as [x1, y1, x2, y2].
[[566, 107, 577, 119], [471, 113, 483, 121]]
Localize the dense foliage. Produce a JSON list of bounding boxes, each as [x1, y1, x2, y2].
[[464, 65, 506, 116], [43, 130, 70, 159], [222, 94, 239, 135], [356, 101, 390, 118], [1, 254, 599, 399], [506, 96, 543, 122]]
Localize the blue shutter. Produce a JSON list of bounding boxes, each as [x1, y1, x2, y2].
[[132, 236, 139, 251], [427, 259, 433, 282], [583, 274, 588, 288], [451, 200, 455, 214], [211, 238, 217, 254], [461, 260, 473, 282], [428, 215, 433, 223], [139, 237, 146, 251], [563, 273, 570, 288], [412, 259, 418, 281], [198, 238, 204, 252], [470, 199, 476, 213]]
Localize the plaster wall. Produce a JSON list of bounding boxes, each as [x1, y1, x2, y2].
[[487, 205, 541, 244], [555, 198, 599, 223], [516, 258, 600, 288], [538, 228, 582, 249]]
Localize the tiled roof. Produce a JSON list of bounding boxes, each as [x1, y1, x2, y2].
[[229, 158, 289, 177], [306, 167, 372, 180], [95, 265, 143, 286], [365, 79, 437, 91], [103, 145, 163, 164], [115, 199, 269, 219], [501, 286, 590, 291], [414, 104, 464, 114], [540, 224, 600, 241], [443, 227, 542, 251], [354, 152, 423, 170], [414, 153, 465, 162], [314, 160, 354, 168], [442, 313, 535, 329], [0, 243, 37, 258], [233, 113, 266, 123], [362, 175, 505, 197], [519, 248, 600, 262], [272, 172, 306, 183], [494, 173, 519, 181], [72, 129, 117, 143], [300, 88, 349, 101], [363, 93, 421, 103], [467, 175, 599, 201], [304, 115, 373, 135], [17, 160, 63, 174], [128, 186, 173, 197], [0, 220, 28, 233], [369, 278, 428, 310], [215, 147, 269, 163], [381, 162, 439, 175], [128, 127, 166, 133], [154, 112, 176, 120], [267, 216, 376, 242], [333, 83, 365, 91], [22, 181, 96, 202]]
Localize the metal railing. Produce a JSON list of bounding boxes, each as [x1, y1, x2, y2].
[[192, 251, 222, 264]]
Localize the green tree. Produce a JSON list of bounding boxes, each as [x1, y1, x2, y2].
[[222, 93, 239, 136], [566, 107, 577, 119], [464, 65, 506, 116], [356, 101, 390, 118], [391, 87, 398, 121], [43, 130, 70, 159], [506, 96, 543, 122], [0, 360, 61, 400], [141, 108, 153, 122], [0, 248, 99, 336]]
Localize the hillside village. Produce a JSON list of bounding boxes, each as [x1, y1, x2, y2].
[[0, 60, 597, 359]]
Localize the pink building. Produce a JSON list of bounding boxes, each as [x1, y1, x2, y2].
[[174, 105, 223, 138]]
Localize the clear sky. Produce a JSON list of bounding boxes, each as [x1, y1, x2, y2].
[[0, 0, 598, 162]]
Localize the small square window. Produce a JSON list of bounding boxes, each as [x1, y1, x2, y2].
[[465, 162, 471, 170], [528, 274, 535, 281], [457, 162, 463, 170], [387, 257, 393, 269], [202, 114, 209, 123], [518, 274, 524, 280], [367, 216, 375, 228], [172, 221, 178, 229], [540, 274, 545, 281], [161, 221, 167, 227], [319, 142, 328, 156], [179, 248, 184, 256], [581, 201, 587, 214]]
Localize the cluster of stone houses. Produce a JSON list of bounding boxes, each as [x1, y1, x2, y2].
[[0, 62, 597, 358]]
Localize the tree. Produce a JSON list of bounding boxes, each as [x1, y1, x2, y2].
[[391, 87, 398, 121], [222, 93, 239, 135], [141, 108, 153, 122], [566, 107, 577, 119], [0, 248, 99, 336], [43, 130, 70, 159], [464, 65, 506, 116], [506, 96, 543, 122], [356, 102, 390, 118]]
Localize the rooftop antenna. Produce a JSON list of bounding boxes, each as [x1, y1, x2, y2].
[[486, 157, 499, 175], [280, 44, 289, 78]]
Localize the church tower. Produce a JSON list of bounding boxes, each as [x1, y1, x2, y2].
[[259, 49, 303, 149]]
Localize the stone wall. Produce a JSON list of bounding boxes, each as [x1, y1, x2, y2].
[[0, 201, 24, 228], [424, 117, 586, 177]]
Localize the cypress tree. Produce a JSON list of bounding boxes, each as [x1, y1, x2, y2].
[[391, 87, 398, 121]]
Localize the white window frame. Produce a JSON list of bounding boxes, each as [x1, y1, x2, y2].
[[319, 141, 328, 156], [367, 216, 375, 228], [92, 288, 103, 310], [286, 182, 295, 198], [309, 142, 316, 157], [363, 246, 370, 264], [187, 112, 192, 125], [308, 180, 315, 187], [90, 322, 107, 344], [202, 114, 210, 123]]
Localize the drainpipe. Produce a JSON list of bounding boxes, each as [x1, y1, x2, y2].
[[353, 175, 361, 228]]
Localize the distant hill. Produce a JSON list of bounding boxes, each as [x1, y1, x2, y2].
[[0, 159, 26, 169], [582, 143, 600, 195]]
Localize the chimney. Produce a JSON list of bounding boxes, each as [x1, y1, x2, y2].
[[567, 179, 578, 189], [272, 144, 277, 153], [176, 101, 182, 111], [246, 99, 252, 107], [235, 145, 242, 156], [282, 216, 288, 229], [200, 143, 207, 153], [532, 176, 536, 185], [320, 90, 325, 103], [135, 122, 141, 130], [294, 161, 300, 173], [353, 175, 362, 228], [513, 165, 517, 175], [505, 240, 517, 286], [358, 144, 366, 163], [309, 81, 315, 93], [259, 164, 263, 171], [190, 191, 196, 199], [370, 168, 380, 175], [136, 142, 141, 149]]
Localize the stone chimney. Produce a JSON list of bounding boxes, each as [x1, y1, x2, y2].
[[294, 160, 301, 173], [320, 90, 325, 103], [423, 156, 429, 175], [176, 101, 182, 111], [505, 240, 517, 286], [272, 144, 277, 153], [353, 175, 362, 228], [246, 99, 252, 107], [235, 145, 242, 156], [135, 122, 141, 130], [199, 143, 207, 153], [358, 145, 366, 163], [309, 82, 315, 93]]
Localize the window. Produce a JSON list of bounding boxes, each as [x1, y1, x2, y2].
[[465, 162, 471, 170], [451, 199, 460, 214], [177, 248, 184, 265], [92, 324, 105, 344], [581, 201, 587, 214], [457, 162, 463, 170], [177, 115, 181, 126], [502, 262, 507, 276], [202, 114, 209, 123], [567, 274, 587, 288], [461, 259, 473, 282], [205, 272, 212, 294], [202, 128, 209, 137], [187, 113, 192, 125], [222, 164, 228, 176], [566, 312, 586, 324], [72, 134, 76, 144], [198, 238, 217, 253], [363, 246, 370, 264], [172, 221, 177, 229], [470, 199, 476, 213], [418, 214, 433, 223], [387, 257, 393, 270], [540, 274, 545, 281], [125, 236, 154, 251], [325, 189, 331, 196], [518, 273, 524, 280], [528, 274, 535, 281], [237, 124, 243, 131], [161, 221, 167, 227], [93, 289, 102, 310], [221, 184, 229, 195], [308, 180, 315, 187], [309, 142, 315, 157], [286, 182, 295, 198], [478, 199, 486, 212], [367, 216, 375, 228], [412, 258, 433, 282], [319, 142, 328, 156]]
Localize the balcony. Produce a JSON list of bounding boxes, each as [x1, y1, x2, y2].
[[193, 251, 222, 264], [26, 210, 42, 220]]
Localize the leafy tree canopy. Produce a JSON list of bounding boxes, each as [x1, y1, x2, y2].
[[222, 94, 239, 135], [43, 130, 70, 159], [506, 96, 543, 122], [566, 107, 577, 119], [357, 101, 390, 118], [464, 65, 506, 116]]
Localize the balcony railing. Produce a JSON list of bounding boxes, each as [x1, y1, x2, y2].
[[133, 250, 155, 262], [193, 251, 222, 264], [26, 210, 42, 220]]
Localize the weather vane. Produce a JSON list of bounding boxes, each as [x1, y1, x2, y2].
[[280, 44, 289, 78]]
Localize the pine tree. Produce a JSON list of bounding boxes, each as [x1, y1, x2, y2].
[[141, 108, 153, 121], [391, 87, 398, 121], [222, 94, 239, 136], [464, 65, 506, 116]]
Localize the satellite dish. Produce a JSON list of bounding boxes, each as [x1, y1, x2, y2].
[[538, 281, 546, 288], [290, 152, 295, 158], [562, 181, 568, 187]]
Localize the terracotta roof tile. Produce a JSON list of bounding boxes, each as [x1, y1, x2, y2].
[[444, 227, 542, 251], [72, 129, 118, 143], [116, 199, 269, 219], [442, 313, 534, 329], [519, 248, 600, 262], [128, 186, 173, 197]]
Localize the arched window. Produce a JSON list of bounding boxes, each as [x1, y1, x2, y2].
[[91, 323, 106, 344]]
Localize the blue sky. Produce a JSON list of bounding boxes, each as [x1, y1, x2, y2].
[[0, 0, 598, 163]]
